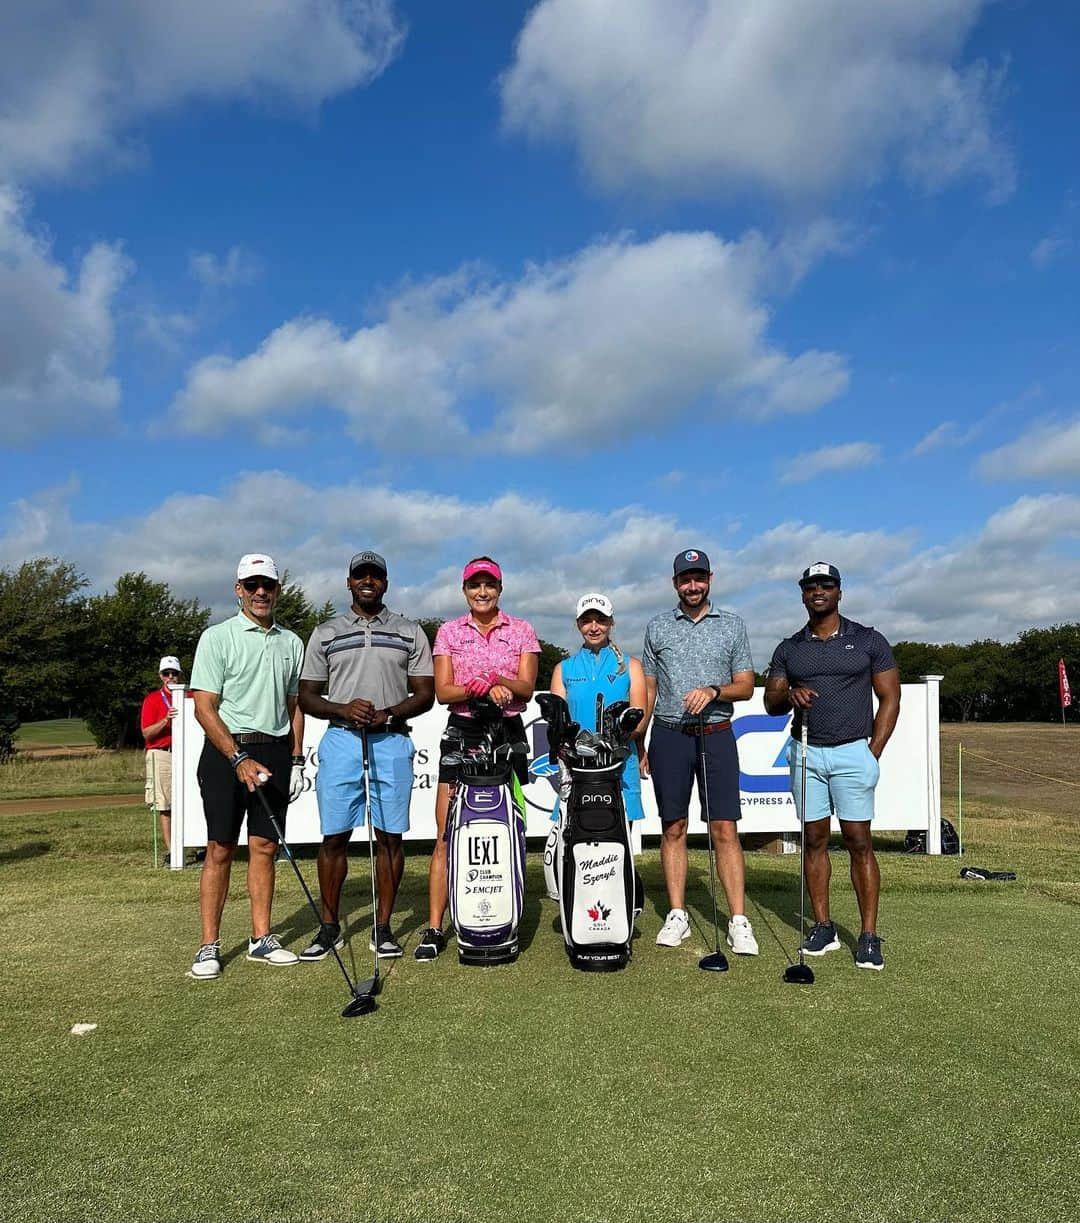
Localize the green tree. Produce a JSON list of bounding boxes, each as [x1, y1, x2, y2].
[[1008, 624, 1080, 721], [274, 571, 336, 641], [0, 557, 88, 721], [81, 573, 210, 748], [0, 673, 17, 764]]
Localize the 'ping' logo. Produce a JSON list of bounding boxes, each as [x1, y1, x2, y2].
[[582, 793, 612, 804]]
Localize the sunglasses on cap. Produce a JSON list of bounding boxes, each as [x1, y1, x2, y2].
[[240, 577, 279, 593]]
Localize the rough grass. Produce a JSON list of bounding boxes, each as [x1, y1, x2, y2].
[[0, 725, 1078, 1223], [13, 718, 93, 747], [0, 748, 143, 800]]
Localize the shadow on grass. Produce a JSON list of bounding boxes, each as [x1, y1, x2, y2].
[[0, 839, 52, 865]]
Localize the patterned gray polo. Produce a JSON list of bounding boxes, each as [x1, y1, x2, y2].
[[301, 608, 433, 711], [642, 605, 755, 725]]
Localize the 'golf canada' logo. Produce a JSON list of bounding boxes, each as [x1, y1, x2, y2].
[[587, 901, 612, 924]]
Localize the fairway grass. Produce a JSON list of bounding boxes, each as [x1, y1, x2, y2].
[[2, 795, 1078, 1223], [14, 719, 94, 748], [0, 748, 143, 801]]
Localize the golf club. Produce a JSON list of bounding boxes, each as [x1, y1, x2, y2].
[[696, 711, 729, 973], [352, 727, 383, 1014], [782, 713, 815, 986], [252, 774, 378, 1017]]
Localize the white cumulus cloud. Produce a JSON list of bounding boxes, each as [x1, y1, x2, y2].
[[0, 187, 131, 445], [977, 417, 1080, 480], [0, 0, 406, 182], [166, 230, 849, 451], [779, 441, 882, 484], [500, 0, 1013, 201]]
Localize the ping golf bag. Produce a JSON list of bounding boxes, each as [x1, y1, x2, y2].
[[538, 693, 644, 973], [445, 701, 528, 966]]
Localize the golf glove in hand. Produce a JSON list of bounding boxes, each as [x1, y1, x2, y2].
[[464, 676, 491, 698], [288, 759, 306, 803]]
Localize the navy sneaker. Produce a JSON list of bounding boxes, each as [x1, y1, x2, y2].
[[298, 923, 344, 962], [413, 927, 446, 962], [855, 932, 884, 971], [800, 921, 841, 956]]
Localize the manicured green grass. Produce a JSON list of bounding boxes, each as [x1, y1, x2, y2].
[[1, 789, 1077, 1222], [13, 718, 93, 747], [0, 748, 143, 800]]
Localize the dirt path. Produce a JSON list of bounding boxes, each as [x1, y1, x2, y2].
[[0, 793, 143, 815]]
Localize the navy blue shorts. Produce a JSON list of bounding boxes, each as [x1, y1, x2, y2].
[[648, 723, 741, 823]]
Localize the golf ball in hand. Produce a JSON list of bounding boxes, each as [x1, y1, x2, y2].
[[257, 772, 269, 783]]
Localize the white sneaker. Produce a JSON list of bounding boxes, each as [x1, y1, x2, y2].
[[246, 933, 298, 965], [656, 908, 691, 947], [727, 914, 759, 956], [188, 941, 222, 979]]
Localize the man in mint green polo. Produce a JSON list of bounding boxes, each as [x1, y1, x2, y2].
[[186, 553, 305, 981]]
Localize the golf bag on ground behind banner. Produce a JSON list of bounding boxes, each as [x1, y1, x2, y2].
[[559, 760, 636, 972], [447, 758, 527, 966]]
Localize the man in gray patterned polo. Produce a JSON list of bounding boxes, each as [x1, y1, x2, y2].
[[298, 551, 434, 960], [642, 549, 759, 955]]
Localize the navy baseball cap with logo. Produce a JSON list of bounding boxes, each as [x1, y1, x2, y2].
[[799, 561, 842, 588], [673, 548, 711, 576]]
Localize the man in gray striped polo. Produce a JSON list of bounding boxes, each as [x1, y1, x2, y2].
[[642, 549, 759, 955], [298, 551, 434, 960]]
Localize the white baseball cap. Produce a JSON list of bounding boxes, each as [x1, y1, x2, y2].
[[576, 593, 614, 619], [158, 656, 182, 674], [236, 553, 280, 582]]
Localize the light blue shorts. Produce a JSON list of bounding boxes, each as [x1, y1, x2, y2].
[[787, 738, 880, 824], [315, 727, 415, 836]]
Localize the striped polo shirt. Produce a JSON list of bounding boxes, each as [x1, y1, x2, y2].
[[301, 607, 434, 710], [642, 604, 754, 726]]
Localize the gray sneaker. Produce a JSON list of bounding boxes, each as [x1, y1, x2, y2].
[[800, 921, 841, 956], [369, 924, 403, 958], [298, 923, 344, 962], [188, 941, 222, 980], [855, 932, 884, 971]]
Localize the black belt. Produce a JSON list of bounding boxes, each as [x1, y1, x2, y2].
[[232, 733, 290, 745], [328, 721, 411, 736], [657, 719, 732, 736]]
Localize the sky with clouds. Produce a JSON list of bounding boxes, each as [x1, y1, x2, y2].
[[1, 0, 1078, 663]]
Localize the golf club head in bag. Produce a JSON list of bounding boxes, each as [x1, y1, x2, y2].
[[537, 692, 573, 762]]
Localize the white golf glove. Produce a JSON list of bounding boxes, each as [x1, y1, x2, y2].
[[288, 756, 306, 803]]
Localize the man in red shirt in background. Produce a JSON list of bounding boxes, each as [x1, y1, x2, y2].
[[141, 656, 182, 866]]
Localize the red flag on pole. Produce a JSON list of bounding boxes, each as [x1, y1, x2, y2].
[[1059, 658, 1072, 709]]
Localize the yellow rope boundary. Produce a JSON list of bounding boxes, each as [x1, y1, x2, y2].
[[960, 747, 1080, 790]]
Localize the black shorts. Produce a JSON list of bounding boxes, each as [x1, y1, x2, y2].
[[438, 713, 529, 786], [648, 722, 741, 823], [197, 739, 290, 844]]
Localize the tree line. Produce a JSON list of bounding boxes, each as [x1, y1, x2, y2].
[[893, 626, 1080, 722], [0, 558, 569, 755]]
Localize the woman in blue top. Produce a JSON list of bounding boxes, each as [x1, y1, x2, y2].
[[549, 592, 648, 822]]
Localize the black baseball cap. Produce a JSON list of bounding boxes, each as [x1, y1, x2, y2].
[[673, 549, 710, 576], [799, 562, 841, 588]]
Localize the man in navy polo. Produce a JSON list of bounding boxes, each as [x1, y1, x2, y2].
[[643, 549, 759, 955], [764, 563, 900, 971]]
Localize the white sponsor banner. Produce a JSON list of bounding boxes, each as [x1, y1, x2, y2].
[[170, 679, 943, 863]]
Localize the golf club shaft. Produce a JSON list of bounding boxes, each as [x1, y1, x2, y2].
[[252, 781, 360, 996], [698, 712, 721, 956], [361, 729, 380, 982], [798, 714, 809, 968]]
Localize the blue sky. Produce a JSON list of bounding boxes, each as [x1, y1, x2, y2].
[[1, 0, 1078, 661]]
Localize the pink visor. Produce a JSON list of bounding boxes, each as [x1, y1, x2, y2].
[[462, 560, 502, 584]]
